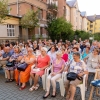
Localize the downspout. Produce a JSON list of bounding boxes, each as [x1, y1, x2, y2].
[[17, 0, 19, 16]]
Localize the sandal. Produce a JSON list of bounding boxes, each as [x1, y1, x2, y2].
[[19, 86, 26, 90], [29, 86, 36, 92], [35, 84, 40, 90], [29, 84, 39, 92]]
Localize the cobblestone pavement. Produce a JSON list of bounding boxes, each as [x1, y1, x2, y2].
[[0, 69, 100, 100]]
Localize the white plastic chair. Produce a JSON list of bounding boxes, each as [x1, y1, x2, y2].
[[77, 74, 86, 100], [56, 72, 65, 97], [63, 72, 86, 100], [45, 66, 65, 97], [29, 66, 51, 90]]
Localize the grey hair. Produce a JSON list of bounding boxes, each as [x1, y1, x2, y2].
[[73, 52, 80, 57]]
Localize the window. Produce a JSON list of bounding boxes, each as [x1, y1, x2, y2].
[[7, 25, 15, 37], [63, 6, 66, 16], [90, 25, 93, 28], [38, 9, 43, 19], [90, 21, 93, 23], [90, 30, 92, 33], [66, 9, 67, 16], [40, 27, 43, 35]]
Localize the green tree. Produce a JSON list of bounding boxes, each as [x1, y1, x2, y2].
[[20, 10, 39, 29], [93, 33, 100, 41], [46, 17, 74, 41], [0, 0, 10, 23], [74, 30, 90, 40]]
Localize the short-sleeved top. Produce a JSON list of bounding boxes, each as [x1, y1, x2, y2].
[[82, 51, 90, 60], [37, 55, 50, 68], [3, 52, 11, 58], [10, 52, 23, 60], [48, 51, 56, 64], [53, 59, 65, 73], [69, 60, 87, 74], [10, 49, 14, 55], [87, 53, 100, 68], [62, 53, 68, 62]]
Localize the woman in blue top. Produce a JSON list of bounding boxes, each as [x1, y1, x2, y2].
[[69, 47, 82, 61], [82, 46, 90, 60]]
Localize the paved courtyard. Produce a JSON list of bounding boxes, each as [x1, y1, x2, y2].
[[0, 69, 100, 100]]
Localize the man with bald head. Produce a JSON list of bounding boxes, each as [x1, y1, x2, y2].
[[0, 47, 11, 67]]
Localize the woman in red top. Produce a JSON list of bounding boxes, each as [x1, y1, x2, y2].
[[61, 48, 68, 62], [29, 47, 50, 91]]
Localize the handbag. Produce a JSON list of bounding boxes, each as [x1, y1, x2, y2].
[[67, 72, 78, 81], [6, 61, 15, 67], [17, 63, 28, 71]]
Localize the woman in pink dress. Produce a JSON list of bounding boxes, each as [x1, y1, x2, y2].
[[29, 47, 50, 91], [43, 51, 65, 98]]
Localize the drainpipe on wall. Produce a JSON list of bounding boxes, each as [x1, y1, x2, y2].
[[17, 0, 19, 16]]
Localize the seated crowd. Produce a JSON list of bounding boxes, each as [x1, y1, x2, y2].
[[0, 39, 100, 100]]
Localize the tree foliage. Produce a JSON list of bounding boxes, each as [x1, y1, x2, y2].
[[46, 17, 74, 41], [93, 33, 100, 41], [20, 10, 39, 29], [74, 30, 90, 40], [0, 0, 9, 23]]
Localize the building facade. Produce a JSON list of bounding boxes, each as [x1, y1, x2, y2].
[[87, 15, 100, 33], [0, 0, 89, 41], [0, 15, 19, 42], [66, 0, 87, 32], [8, 0, 48, 40]]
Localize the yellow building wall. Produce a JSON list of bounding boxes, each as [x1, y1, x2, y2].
[[95, 19, 100, 33], [87, 19, 100, 34], [3, 17, 19, 25], [87, 20, 90, 32], [87, 21, 94, 33]]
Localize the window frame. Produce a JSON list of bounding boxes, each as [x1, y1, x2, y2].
[[7, 24, 15, 37]]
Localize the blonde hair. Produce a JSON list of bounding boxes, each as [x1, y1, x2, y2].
[[13, 46, 21, 53], [41, 47, 48, 52], [56, 51, 62, 56], [27, 48, 33, 52]]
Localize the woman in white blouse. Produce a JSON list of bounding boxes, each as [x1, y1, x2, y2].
[[48, 45, 57, 64]]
